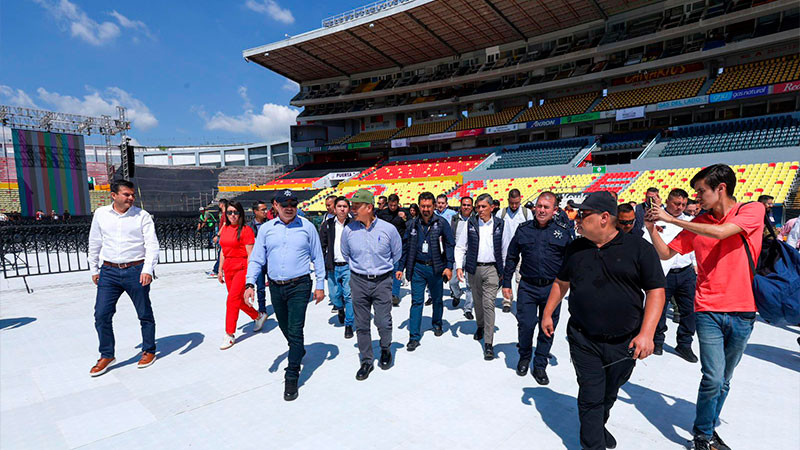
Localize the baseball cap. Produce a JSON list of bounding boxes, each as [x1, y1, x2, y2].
[[275, 190, 298, 206], [350, 188, 374, 205], [570, 191, 617, 216]]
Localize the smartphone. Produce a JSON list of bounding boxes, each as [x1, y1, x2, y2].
[[644, 197, 654, 210]]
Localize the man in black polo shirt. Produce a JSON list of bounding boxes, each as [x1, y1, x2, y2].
[[541, 191, 666, 450]]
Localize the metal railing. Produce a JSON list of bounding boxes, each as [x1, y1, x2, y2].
[[1, 218, 218, 291], [322, 0, 416, 27]]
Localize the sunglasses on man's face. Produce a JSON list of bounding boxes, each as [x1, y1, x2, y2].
[[576, 209, 597, 220], [280, 200, 298, 208], [226, 210, 240, 216], [618, 219, 635, 225]]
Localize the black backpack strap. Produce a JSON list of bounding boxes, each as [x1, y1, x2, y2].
[[739, 234, 756, 280]]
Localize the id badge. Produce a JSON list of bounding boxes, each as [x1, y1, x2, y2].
[[421, 241, 429, 254]]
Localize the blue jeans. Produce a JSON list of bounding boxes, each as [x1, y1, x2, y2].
[[392, 260, 402, 298], [326, 270, 336, 306], [94, 264, 156, 358], [254, 266, 267, 313], [330, 265, 354, 326], [268, 276, 312, 382], [409, 264, 444, 341], [693, 311, 755, 439]]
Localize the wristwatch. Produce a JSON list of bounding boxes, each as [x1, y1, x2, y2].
[[245, 283, 255, 290]]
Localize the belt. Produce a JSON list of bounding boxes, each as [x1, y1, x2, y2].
[[476, 262, 495, 266], [351, 270, 393, 282], [415, 259, 433, 266], [269, 274, 310, 286], [103, 260, 144, 269], [334, 262, 348, 267], [570, 321, 637, 344], [668, 265, 693, 274], [521, 276, 554, 287]]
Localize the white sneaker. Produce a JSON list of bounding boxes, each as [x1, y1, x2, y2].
[[220, 334, 235, 350], [253, 312, 268, 332]]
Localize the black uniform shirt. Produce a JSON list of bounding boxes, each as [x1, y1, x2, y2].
[[558, 231, 665, 337], [503, 218, 572, 288]]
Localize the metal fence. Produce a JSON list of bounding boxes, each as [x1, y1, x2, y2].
[[1, 217, 217, 291]]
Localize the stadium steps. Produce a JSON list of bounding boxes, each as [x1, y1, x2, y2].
[[698, 77, 716, 96], [508, 108, 527, 124], [354, 159, 387, 181], [785, 174, 800, 220], [586, 96, 604, 113]]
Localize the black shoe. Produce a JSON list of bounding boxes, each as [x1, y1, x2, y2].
[[711, 431, 731, 450], [392, 296, 400, 307], [433, 326, 443, 337], [337, 308, 345, 324], [675, 344, 698, 363], [533, 368, 549, 385], [344, 325, 354, 339], [693, 436, 711, 450], [516, 359, 530, 377], [379, 349, 392, 369], [356, 362, 374, 381], [464, 311, 474, 320], [604, 427, 617, 449], [331, 306, 338, 313], [284, 379, 298, 401], [452, 297, 460, 308], [425, 298, 432, 306], [407, 340, 420, 351], [502, 305, 511, 313], [653, 344, 663, 355], [672, 313, 681, 324], [484, 343, 494, 360], [474, 327, 484, 341]]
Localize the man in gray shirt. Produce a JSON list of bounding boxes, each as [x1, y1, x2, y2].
[[341, 189, 403, 381]]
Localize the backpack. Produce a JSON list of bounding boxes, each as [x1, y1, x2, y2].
[[737, 203, 800, 324]]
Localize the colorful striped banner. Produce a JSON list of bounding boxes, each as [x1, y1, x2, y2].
[[12, 129, 90, 216]]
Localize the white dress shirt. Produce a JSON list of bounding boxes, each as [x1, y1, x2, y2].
[[497, 207, 529, 262], [88, 204, 160, 275], [455, 217, 497, 270], [787, 220, 800, 249], [643, 210, 695, 275], [333, 218, 346, 263]]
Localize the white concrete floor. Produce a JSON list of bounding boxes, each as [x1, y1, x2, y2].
[[1, 262, 798, 449]]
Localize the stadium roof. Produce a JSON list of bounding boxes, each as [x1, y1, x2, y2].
[[243, 0, 659, 82]]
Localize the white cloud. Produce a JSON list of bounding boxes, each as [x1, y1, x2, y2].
[[0, 85, 39, 108], [33, 0, 151, 45], [34, 86, 158, 130], [238, 86, 253, 111], [282, 80, 299, 92], [200, 103, 299, 141], [245, 0, 295, 24]]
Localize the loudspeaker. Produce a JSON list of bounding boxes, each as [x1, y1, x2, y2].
[[120, 142, 135, 179]]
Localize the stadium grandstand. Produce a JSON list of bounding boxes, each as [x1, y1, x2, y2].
[[237, 0, 800, 223]]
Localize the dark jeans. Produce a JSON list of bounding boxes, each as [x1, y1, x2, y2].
[[655, 267, 696, 347], [212, 245, 220, 274], [567, 321, 636, 450], [94, 264, 156, 358], [392, 260, 402, 298], [409, 264, 444, 341], [517, 280, 561, 369], [254, 266, 267, 314], [268, 276, 312, 382], [350, 274, 393, 364], [693, 311, 755, 439]]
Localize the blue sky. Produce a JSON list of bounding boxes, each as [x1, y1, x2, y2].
[[0, 0, 354, 146]]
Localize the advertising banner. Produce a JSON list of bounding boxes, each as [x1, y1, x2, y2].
[[656, 95, 709, 111], [561, 112, 601, 124], [710, 85, 768, 103], [429, 132, 457, 141], [772, 80, 800, 94], [486, 124, 519, 134], [409, 136, 429, 143], [456, 128, 485, 138], [347, 142, 371, 149], [328, 171, 361, 180], [615, 106, 645, 121], [526, 118, 561, 128], [391, 138, 409, 148], [611, 62, 705, 86]]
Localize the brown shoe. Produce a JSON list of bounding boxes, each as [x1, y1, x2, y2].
[[137, 351, 156, 369], [90, 357, 116, 377]]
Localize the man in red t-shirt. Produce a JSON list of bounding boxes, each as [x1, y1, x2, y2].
[[645, 164, 764, 450]]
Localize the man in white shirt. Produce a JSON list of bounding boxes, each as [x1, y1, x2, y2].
[[449, 196, 474, 320], [88, 180, 160, 377], [787, 218, 800, 250], [642, 188, 698, 363], [496, 189, 531, 312], [319, 196, 354, 338], [455, 194, 505, 360]]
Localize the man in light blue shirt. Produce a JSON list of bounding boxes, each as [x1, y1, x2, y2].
[[435, 193, 457, 222], [244, 190, 325, 402], [341, 189, 402, 381]]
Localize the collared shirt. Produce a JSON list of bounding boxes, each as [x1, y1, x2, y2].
[[88, 204, 160, 276], [787, 219, 800, 249], [642, 210, 696, 275], [497, 207, 530, 261], [503, 218, 572, 288], [246, 215, 326, 290], [454, 216, 496, 269], [333, 217, 346, 263], [341, 217, 402, 276], [435, 208, 456, 222]]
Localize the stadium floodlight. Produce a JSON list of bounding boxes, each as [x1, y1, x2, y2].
[[263, 52, 269, 56]]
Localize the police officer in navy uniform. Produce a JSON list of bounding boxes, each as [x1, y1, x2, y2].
[[503, 191, 572, 384], [397, 191, 455, 352]]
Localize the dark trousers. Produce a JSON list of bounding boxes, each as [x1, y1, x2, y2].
[[94, 264, 156, 358], [654, 267, 696, 347], [517, 280, 561, 370], [567, 321, 636, 450], [350, 274, 393, 364], [409, 264, 444, 341], [268, 276, 312, 382], [254, 266, 267, 314]]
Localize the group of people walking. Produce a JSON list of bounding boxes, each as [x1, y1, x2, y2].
[[87, 163, 768, 450]]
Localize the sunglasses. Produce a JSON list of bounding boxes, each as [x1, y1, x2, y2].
[[576, 210, 597, 220], [280, 200, 299, 208], [226, 210, 240, 216], [619, 219, 635, 225]]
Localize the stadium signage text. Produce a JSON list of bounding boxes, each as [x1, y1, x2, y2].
[[710, 86, 768, 103], [772, 81, 800, 94], [655, 95, 709, 111], [615, 106, 645, 121], [561, 112, 601, 124], [611, 62, 705, 86], [429, 132, 457, 141], [456, 128, 485, 138], [391, 138, 409, 148], [526, 118, 561, 128], [486, 124, 520, 134], [328, 171, 361, 180], [347, 142, 371, 149]]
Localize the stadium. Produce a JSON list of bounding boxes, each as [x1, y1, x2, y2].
[[1, 0, 799, 449]]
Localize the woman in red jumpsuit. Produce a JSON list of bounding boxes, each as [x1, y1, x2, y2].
[[218, 201, 267, 349]]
